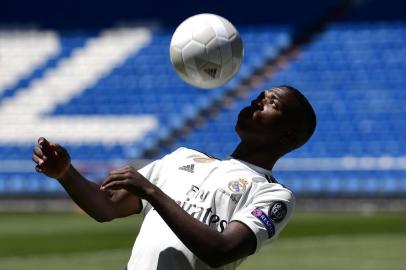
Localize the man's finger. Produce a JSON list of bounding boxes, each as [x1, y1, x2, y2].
[[35, 165, 44, 173], [32, 154, 44, 166], [33, 146, 44, 158], [101, 173, 128, 186], [38, 137, 55, 156], [109, 165, 132, 175], [101, 173, 128, 187], [100, 180, 126, 191], [38, 137, 50, 147]]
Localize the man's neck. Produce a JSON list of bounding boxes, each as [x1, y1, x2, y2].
[[230, 143, 281, 171]]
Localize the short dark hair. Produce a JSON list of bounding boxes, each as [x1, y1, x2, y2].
[[278, 85, 317, 149]]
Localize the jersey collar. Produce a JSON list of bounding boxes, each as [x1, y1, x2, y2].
[[228, 157, 273, 177]]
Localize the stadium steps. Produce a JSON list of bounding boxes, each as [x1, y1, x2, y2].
[[0, 30, 95, 102]]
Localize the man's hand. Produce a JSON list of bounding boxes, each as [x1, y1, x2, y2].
[[32, 137, 71, 180], [101, 166, 154, 199]]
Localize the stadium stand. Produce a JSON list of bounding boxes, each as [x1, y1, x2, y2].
[[1, 0, 406, 198], [0, 0, 340, 196]]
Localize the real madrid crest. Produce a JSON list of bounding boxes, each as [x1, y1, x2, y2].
[[228, 178, 250, 193]]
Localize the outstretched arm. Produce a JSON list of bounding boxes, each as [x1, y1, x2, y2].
[[32, 137, 142, 222], [101, 166, 256, 268]]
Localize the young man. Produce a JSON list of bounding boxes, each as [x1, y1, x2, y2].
[[32, 85, 316, 270]]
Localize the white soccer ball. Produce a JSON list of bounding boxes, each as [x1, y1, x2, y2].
[[170, 13, 243, 89]]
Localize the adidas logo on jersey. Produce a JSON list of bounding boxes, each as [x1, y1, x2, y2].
[[178, 164, 195, 173]]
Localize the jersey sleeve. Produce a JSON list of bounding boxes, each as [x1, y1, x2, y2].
[[230, 183, 295, 253]]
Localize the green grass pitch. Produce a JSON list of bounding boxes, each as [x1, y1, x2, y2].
[[1, 211, 406, 270]]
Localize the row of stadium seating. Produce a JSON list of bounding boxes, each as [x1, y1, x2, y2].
[[2, 170, 405, 197]]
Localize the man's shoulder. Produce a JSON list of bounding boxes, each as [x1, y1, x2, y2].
[[250, 178, 295, 203], [168, 147, 220, 161]]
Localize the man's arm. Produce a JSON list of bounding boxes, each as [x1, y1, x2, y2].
[[101, 166, 256, 268], [58, 165, 142, 222], [32, 137, 142, 222], [146, 187, 256, 268]]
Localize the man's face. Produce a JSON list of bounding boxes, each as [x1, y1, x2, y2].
[[235, 87, 301, 145]]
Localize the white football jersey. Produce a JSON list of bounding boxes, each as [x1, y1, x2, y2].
[[126, 147, 295, 270]]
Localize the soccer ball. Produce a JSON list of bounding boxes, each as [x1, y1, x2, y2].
[[170, 13, 243, 89]]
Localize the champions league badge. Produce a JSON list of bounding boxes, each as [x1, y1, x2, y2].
[[268, 201, 287, 223], [251, 208, 275, 238]]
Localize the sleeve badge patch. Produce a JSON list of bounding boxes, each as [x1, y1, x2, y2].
[[268, 201, 287, 223], [251, 208, 275, 238]]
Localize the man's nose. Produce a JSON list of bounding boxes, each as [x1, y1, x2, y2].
[[251, 99, 264, 109]]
